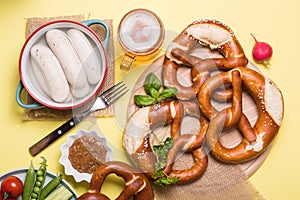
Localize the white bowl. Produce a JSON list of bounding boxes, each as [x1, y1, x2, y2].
[[59, 129, 113, 182], [18, 20, 108, 110]]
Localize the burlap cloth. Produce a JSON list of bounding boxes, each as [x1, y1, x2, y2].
[[22, 15, 115, 120], [153, 154, 265, 200]]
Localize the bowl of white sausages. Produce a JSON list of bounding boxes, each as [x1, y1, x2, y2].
[[17, 20, 110, 110]]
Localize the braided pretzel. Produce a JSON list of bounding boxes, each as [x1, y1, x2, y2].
[[163, 19, 248, 100], [198, 67, 284, 163], [123, 100, 208, 184], [77, 161, 154, 200]]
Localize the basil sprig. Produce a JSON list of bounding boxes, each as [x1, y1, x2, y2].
[[134, 73, 177, 107], [152, 137, 179, 186]]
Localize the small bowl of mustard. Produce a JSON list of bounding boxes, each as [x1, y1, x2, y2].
[[59, 129, 113, 182]]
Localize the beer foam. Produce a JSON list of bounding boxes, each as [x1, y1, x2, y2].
[[119, 11, 161, 52]]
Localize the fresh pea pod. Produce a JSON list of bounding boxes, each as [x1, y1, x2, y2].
[[40, 174, 62, 200], [22, 161, 36, 200], [134, 95, 155, 107], [144, 73, 161, 94], [31, 157, 48, 200]]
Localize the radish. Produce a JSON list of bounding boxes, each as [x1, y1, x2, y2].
[[251, 33, 273, 67]]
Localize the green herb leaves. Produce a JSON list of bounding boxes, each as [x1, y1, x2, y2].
[[152, 170, 179, 186], [153, 137, 174, 170], [159, 88, 177, 99], [134, 95, 155, 107], [152, 137, 179, 186], [133, 73, 179, 185], [134, 73, 177, 107], [144, 72, 161, 93]]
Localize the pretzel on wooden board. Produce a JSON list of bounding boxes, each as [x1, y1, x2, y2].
[[123, 100, 208, 184], [198, 67, 284, 163], [122, 18, 284, 190], [163, 19, 248, 100], [77, 161, 155, 200]]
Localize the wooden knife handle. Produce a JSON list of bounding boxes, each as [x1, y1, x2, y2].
[[29, 118, 77, 156]]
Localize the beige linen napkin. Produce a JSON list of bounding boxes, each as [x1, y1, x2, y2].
[[22, 15, 115, 120]]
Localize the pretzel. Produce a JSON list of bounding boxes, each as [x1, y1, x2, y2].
[[123, 100, 208, 184], [163, 136, 208, 183], [198, 67, 284, 163], [163, 19, 248, 100], [77, 161, 155, 200]]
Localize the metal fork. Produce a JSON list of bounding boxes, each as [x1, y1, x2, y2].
[[29, 82, 128, 156]]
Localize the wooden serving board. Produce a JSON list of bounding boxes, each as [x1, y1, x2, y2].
[[125, 55, 270, 177]]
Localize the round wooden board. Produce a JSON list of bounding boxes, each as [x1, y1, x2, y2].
[[116, 54, 270, 177]]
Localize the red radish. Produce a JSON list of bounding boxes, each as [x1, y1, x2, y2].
[[251, 33, 273, 67]]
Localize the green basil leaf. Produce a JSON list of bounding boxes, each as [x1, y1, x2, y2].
[[134, 95, 155, 107], [158, 88, 178, 99], [144, 73, 161, 94], [149, 87, 159, 99]]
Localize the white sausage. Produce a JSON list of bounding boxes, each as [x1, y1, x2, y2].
[[71, 82, 90, 99], [31, 58, 72, 102], [31, 58, 49, 95], [67, 29, 102, 84], [46, 29, 88, 91], [30, 44, 71, 103]]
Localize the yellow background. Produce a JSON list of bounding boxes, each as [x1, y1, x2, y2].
[[0, 0, 299, 199]]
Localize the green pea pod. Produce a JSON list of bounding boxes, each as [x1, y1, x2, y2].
[[32, 157, 48, 200], [22, 161, 36, 200], [134, 95, 155, 107], [40, 174, 62, 200], [158, 88, 177, 101], [144, 73, 161, 94]]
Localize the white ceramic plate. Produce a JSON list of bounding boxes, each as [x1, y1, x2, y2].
[[0, 168, 77, 199]]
